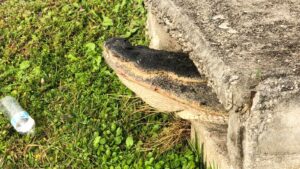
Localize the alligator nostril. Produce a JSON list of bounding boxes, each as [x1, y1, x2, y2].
[[105, 38, 133, 50], [200, 101, 207, 105], [113, 38, 132, 49]]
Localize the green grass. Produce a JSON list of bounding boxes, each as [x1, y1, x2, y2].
[[0, 0, 203, 168]]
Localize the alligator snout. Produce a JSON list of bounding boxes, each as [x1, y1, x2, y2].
[[103, 38, 228, 124]]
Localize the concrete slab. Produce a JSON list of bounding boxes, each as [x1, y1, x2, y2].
[[146, 11, 182, 52], [145, 1, 300, 169], [191, 121, 230, 169]]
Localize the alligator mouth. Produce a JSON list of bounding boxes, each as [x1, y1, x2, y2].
[[103, 38, 228, 124]]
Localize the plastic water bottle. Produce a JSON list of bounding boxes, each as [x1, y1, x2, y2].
[[0, 96, 35, 134]]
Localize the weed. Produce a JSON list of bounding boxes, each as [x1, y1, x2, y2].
[[0, 0, 202, 168]]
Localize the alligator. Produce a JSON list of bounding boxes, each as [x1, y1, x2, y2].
[[103, 38, 228, 124], [103, 1, 300, 168]]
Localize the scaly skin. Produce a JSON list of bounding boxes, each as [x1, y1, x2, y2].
[[103, 38, 228, 124]]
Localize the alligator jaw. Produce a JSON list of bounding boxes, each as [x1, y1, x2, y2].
[[103, 38, 228, 124]]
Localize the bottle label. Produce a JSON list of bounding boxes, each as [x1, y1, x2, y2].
[[10, 111, 30, 128]]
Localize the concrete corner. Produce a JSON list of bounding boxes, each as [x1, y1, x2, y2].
[[145, 0, 300, 168]]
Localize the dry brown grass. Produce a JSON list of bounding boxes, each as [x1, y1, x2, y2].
[[142, 118, 191, 154], [123, 96, 192, 154]]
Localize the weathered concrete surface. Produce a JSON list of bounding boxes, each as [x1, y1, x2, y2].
[[145, 0, 300, 169], [191, 121, 230, 169], [146, 11, 182, 52]]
